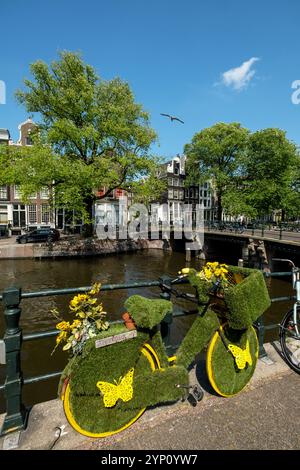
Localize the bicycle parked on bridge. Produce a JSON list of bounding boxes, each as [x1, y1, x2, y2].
[[274, 258, 300, 374], [58, 263, 271, 437]]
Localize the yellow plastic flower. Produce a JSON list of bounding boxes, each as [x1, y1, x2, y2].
[[52, 282, 109, 356], [89, 282, 101, 295], [181, 268, 190, 274], [56, 321, 70, 331], [70, 294, 88, 309], [56, 330, 68, 345], [70, 319, 81, 329], [203, 268, 212, 280]]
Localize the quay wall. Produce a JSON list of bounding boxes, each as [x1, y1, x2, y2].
[[0, 238, 169, 260]]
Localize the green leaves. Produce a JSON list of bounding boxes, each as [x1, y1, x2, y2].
[[1, 51, 162, 226], [185, 122, 249, 219], [185, 122, 300, 220]]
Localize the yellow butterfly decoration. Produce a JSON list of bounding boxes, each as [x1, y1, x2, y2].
[[96, 368, 134, 408], [228, 340, 252, 370]]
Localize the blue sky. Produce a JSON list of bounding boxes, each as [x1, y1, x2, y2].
[[1, 0, 300, 158]]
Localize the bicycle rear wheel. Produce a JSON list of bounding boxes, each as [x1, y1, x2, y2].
[[63, 342, 160, 437], [279, 308, 300, 374], [206, 324, 258, 397]]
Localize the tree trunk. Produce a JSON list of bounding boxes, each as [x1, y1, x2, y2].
[[216, 192, 223, 221], [82, 195, 95, 238]]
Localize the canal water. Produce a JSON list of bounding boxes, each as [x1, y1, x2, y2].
[[0, 249, 294, 413]]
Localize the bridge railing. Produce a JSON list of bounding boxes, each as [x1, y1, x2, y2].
[[205, 221, 300, 241], [0, 271, 294, 436]]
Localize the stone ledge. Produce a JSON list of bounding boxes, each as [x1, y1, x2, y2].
[[0, 238, 168, 259]]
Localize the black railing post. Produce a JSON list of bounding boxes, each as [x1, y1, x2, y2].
[[254, 314, 268, 359], [0, 287, 28, 436], [159, 277, 173, 347]]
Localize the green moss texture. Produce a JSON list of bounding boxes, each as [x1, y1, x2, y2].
[[124, 295, 172, 329], [208, 325, 258, 396], [187, 266, 271, 330], [176, 309, 220, 369], [223, 268, 271, 329], [62, 323, 188, 434]]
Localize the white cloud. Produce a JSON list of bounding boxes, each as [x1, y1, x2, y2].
[[221, 57, 260, 91]]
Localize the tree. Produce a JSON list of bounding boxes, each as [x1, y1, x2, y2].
[[243, 128, 299, 220], [184, 123, 300, 222], [0, 51, 162, 235], [184, 122, 249, 220]]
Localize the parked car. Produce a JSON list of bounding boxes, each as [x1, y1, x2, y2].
[[16, 228, 60, 244]]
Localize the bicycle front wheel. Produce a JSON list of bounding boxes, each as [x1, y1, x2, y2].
[[279, 308, 300, 374], [206, 324, 258, 397]]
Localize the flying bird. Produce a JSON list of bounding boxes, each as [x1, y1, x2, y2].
[[160, 113, 184, 124]]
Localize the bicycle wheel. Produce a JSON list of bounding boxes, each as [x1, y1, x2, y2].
[[206, 324, 258, 397], [279, 307, 300, 374], [63, 342, 160, 438]]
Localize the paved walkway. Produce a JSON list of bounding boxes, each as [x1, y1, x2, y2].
[[83, 372, 299, 451], [0, 342, 299, 450]]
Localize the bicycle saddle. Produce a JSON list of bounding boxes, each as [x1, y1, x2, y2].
[[124, 295, 172, 329]]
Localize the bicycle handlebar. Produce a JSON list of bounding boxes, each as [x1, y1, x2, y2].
[[159, 274, 219, 305], [272, 258, 296, 268], [159, 275, 200, 304]]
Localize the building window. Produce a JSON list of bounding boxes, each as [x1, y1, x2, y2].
[[168, 177, 173, 186], [0, 205, 8, 223], [41, 204, 50, 223], [174, 162, 180, 175], [179, 190, 184, 200], [0, 186, 7, 199], [174, 190, 178, 199], [185, 189, 189, 198], [14, 185, 22, 199], [168, 189, 173, 199], [28, 204, 37, 224], [40, 188, 49, 199]]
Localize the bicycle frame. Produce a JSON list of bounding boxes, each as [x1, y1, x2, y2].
[[292, 267, 300, 337], [273, 258, 300, 338]]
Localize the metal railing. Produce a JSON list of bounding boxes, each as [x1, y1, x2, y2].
[[205, 221, 300, 242], [0, 271, 293, 436]]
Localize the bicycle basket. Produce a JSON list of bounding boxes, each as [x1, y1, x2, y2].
[[222, 266, 271, 329]]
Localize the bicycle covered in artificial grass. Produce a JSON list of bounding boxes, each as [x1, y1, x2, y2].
[[55, 263, 271, 437]]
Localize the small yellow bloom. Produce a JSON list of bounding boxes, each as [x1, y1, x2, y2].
[[181, 268, 190, 274], [70, 319, 81, 329], [89, 282, 101, 295], [56, 321, 70, 331], [56, 330, 67, 344]]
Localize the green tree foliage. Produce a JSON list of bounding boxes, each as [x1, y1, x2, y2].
[[243, 129, 299, 220], [185, 123, 300, 221], [184, 122, 249, 220], [0, 51, 163, 234]]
